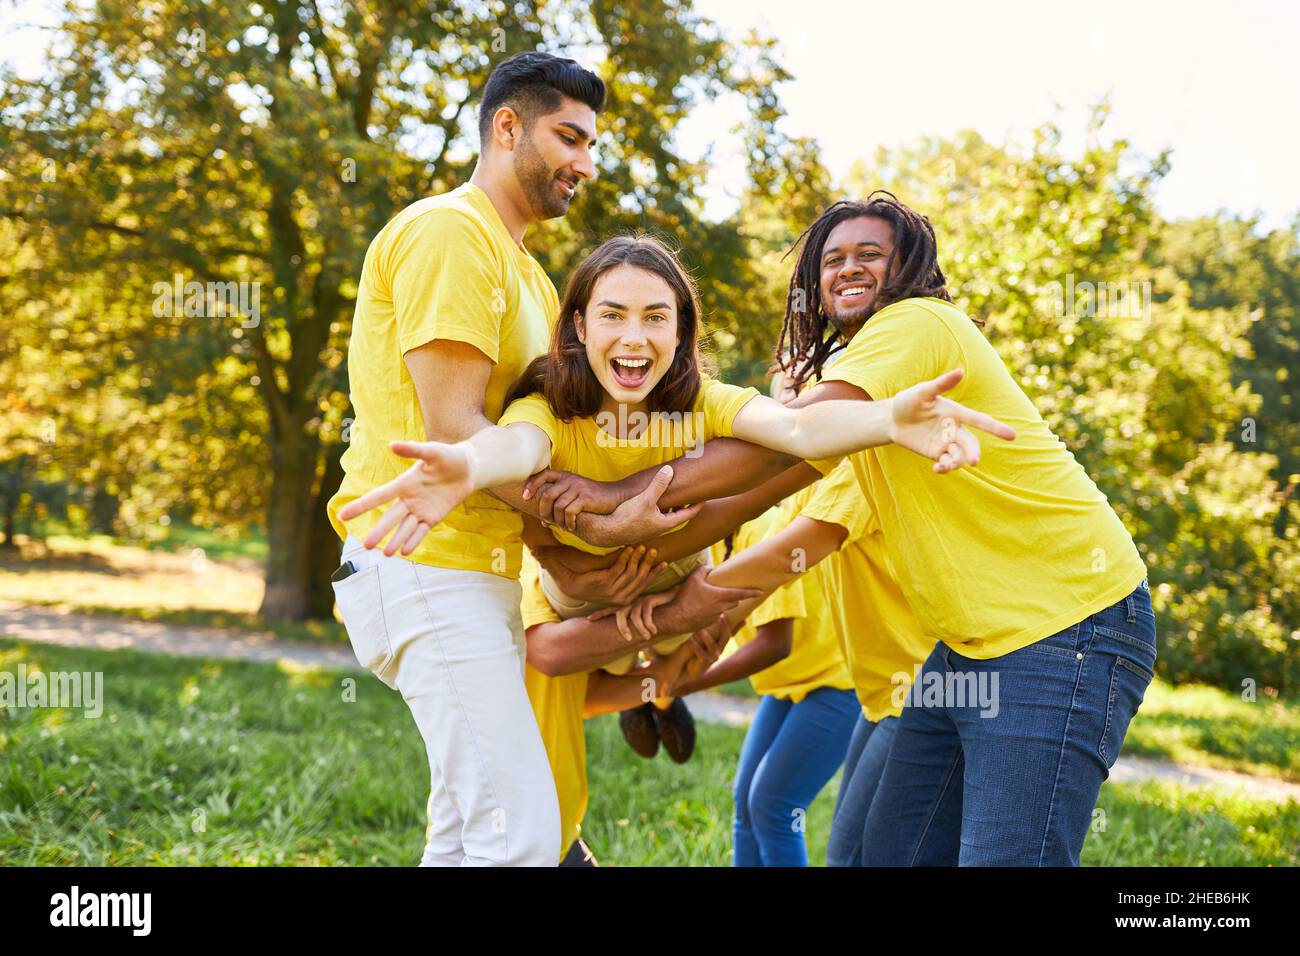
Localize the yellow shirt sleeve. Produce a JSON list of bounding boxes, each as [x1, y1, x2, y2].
[[805, 455, 844, 476], [386, 209, 507, 360], [699, 377, 760, 439], [822, 299, 968, 401], [800, 458, 875, 544], [519, 551, 563, 630], [497, 393, 562, 456]]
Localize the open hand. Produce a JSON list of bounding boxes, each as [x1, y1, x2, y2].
[[889, 369, 1017, 474], [336, 440, 473, 555]]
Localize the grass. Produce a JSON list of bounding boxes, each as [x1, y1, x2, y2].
[[1, 638, 1295, 867], [1121, 680, 1300, 782]]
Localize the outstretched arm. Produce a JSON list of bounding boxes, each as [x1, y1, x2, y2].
[[524, 372, 1014, 530]]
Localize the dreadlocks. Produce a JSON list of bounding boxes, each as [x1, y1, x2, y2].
[[777, 191, 974, 393]]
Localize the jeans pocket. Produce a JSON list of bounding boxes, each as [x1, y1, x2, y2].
[[1097, 655, 1154, 770], [332, 564, 397, 689]]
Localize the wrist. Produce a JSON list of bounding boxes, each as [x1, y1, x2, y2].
[[461, 440, 486, 491], [575, 511, 615, 548]]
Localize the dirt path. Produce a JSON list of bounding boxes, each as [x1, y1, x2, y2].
[[5, 600, 1298, 805]]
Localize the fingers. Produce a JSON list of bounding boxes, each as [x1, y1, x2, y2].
[[521, 469, 561, 501], [388, 440, 441, 461], [400, 522, 430, 555], [931, 425, 983, 474], [635, 597, 657, 640], [551, 488, 583, 531], [710, 583, 765, 604], [586, 606, 617, 622], [537, 481, 567, 524], [613, 548, 661, 604], [361, 500, 408, 549], [922, 368, 965, 400], [949, 402, 1017, 441], [642, 465, 674, 502], [337, 475, 404, 522], [651, 501, 701, 532], [384, 511, 420, 557], [954, 427, 982, 466], [614, 605, 635, 643]]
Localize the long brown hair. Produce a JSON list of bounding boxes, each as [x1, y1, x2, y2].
[[504, 234, 714, 419]]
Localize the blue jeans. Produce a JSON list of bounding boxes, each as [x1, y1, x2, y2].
[[733, 687, 859, 867], [826, 714, 899, 867], [861, 581, 1157, 866]]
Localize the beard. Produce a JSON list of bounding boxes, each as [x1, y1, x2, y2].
[[825, 297, 875, 340], [513, 133, 571, 220]]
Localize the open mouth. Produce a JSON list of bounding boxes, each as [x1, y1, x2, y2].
[[836, 283, 874, 303], [610, 356, 651, 389], [557, 177, 577, 199]]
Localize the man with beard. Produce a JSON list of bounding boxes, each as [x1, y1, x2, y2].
[[328, 52, 751, 866]]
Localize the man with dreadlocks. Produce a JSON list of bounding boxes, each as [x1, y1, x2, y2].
[[523, 191, 1155, 867]]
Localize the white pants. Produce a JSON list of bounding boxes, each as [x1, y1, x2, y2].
[[332, 536, 561, 866]]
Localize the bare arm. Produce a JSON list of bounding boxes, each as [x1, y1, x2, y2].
[[671, 619, 794, 697], [523, 381, 861, 524], [523, 568, 762, 677], [706, 515, 850, 592], [530, 462, 821, 572]]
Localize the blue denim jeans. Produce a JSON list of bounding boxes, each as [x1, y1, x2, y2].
[[860, 581, 1157, 866], [732, 687, 859, 867], [826, 714, 899, 867]]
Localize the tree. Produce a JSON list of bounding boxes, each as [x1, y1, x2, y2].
[[1, 0, 802, 619]]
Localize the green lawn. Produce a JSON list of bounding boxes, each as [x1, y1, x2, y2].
[[2, 638, 1295, 866], [1121, 680, 1300, 782]]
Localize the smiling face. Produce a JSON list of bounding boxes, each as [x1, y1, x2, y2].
[[818, 215, 896, 339], [575, 264, 680, 417], [513, 96, 598, 220]]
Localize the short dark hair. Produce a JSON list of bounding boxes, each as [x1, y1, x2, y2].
[[477, 52, 606, 145]]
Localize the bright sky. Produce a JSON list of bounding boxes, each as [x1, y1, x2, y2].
[[680, 0, 1300, 229], [5, 0, 1297, 230]]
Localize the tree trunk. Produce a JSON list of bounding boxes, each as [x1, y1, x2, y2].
[[258, 433, 320, 622], [1, 501, 15, 549], [306, 444, 346, 620]]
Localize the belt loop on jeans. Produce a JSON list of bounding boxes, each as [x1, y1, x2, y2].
[[1124, 590, 1136, 623]]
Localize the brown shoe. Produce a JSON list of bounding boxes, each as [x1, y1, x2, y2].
[[618, 702, 660, 758], [654, 697, 696, 764]]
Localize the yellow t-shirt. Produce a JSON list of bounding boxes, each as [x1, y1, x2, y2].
[[818, 297, 1147, 658], [519, 550, 589, 854], [524, 662, 589, 857], [798, 460, 935, 720], [498, 376, 759, 554], [709, 508, 854, 703], [327, 182, 559, 579]]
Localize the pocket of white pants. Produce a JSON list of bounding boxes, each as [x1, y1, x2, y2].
[[332, 564, 397, 689]]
